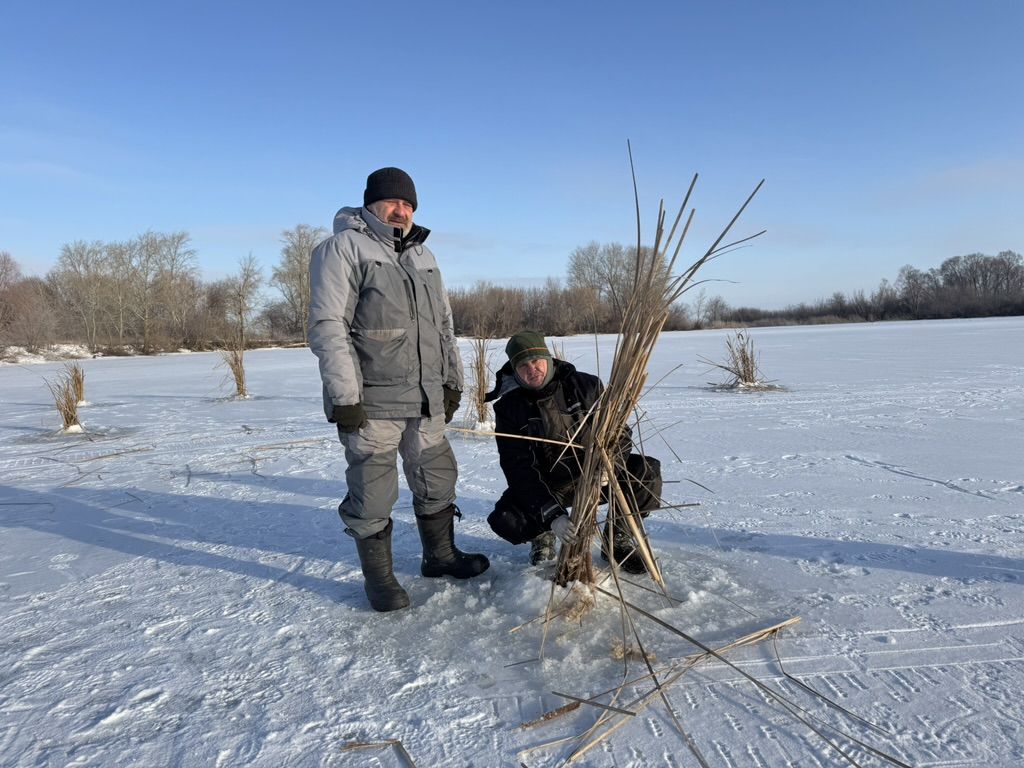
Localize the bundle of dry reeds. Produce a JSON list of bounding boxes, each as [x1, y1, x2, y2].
[[554, 165, 765, 588], [529, 159, 912, 768], [46, 367, 82, 431], [66, 361, 85, 405], [221, 347, 247, 398], [469, 336, 492, 427]]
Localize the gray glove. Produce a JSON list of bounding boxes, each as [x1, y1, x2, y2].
[[549, 513, 577, 546], [332, 403, 367, 433]]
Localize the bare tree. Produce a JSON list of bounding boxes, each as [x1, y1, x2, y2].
[[0, 251, 23, 337], [691, 287, 709, 328], [127, 231, 165, 353], [870, 278, 900, 320], [568, 242, 630, 323], [993, 250, 1024, 297], [219, 255, 263, 398], [895, 265, 932, 317], [48, 241, 106, 351], [272, 224, 327, 342], [0, 251, 20, 293], [4, 278, 56, 351], [847, 289, 872, 321], [704, 294, 730, 327], [103, 240, 136, 347], [195, 279, 233, 346], [226, 254, 263, 349], [154, 231, 198, 346]]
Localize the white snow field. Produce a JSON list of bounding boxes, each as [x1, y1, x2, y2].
[[1, 317, 1022, 767]]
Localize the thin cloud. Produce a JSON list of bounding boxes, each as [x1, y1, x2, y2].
[[905, 157, 1024, 199], [0, 160, 89, 182], [428, 231, 498, 251]]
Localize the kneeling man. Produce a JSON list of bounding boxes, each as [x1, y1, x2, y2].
[[485, 331, 662, 573]]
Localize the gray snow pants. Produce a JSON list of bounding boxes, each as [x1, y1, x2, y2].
[[337, 415, 457, 539]]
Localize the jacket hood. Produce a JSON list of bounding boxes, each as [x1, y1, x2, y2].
[[485, 358, 575, 402], [333, 206, 430, 250], [332, 206, 366, 235]]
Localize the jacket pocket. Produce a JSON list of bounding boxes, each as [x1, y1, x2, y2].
[[418, 267, 451, 381], [351, 327, 413, 385], [418, 268, 447, 328]]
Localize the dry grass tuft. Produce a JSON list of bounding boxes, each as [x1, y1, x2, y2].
[[468, 336, 492, 427], [701, 330, 780, 390], [66, 361, 85, 404], [220, 347, 248, 398], [46, 368, 82, 431]]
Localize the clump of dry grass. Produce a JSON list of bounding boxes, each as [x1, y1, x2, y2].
[[220, 347, 248, 398], [46, 368, 82, 431], [469, 336, 492, 427], [66, 361, 85, 404], [701, 330, 780, 390]]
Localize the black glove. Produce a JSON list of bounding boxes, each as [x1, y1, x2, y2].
[[442, 386, 461, 424], [332, 403, 367, 433]]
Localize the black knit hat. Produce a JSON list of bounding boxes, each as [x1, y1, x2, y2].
[[505, 331, 552, 368], [363, 167, 417, 211]]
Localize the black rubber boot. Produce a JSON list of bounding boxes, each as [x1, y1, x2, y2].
[[416, 505, 490, 579], [529, 531, 557, 565], [353, 519, 410, 612], [600, 521, 647, 575]]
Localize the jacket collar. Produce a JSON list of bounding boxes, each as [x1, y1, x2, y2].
[[485, 358, 575, 402], [361, 206, 430, 252]]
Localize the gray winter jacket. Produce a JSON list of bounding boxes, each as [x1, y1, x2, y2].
[[308, 206, 463, 420]]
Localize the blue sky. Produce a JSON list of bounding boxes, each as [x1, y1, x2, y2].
[[2, 1, 1021, 308]]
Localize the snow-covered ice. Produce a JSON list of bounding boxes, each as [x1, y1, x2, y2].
[[1, 317, 1022, 766]]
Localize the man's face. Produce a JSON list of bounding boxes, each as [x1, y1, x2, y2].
[[515, 357, 549, 389], [369, 199, 414, 235]]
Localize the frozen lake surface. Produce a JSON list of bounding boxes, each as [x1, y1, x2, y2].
[[1, 317, 1022, 766]]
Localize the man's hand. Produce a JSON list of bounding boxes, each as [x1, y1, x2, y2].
[[442, 386, 461, 424], [332, 403, 367, 433], [549, 513, 577, 546]]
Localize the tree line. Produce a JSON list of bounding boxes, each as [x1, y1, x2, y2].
[[1, 234, 1021, 356], [710, 251, 1024, 327], [0, 226, 325, 354]]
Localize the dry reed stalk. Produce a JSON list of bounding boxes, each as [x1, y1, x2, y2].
[[66, 362, 85, 404], [590, 589, 909, 768], [445, 425, 582, 451], [220, 347, 247, 398], [520, 617, 799, 762], [554, 158, 765, 588], [469, 336, 492, 425], [340, 739, 417, 766], [46, 369, 82, 431]]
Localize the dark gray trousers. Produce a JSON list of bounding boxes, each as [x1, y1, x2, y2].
[[338, 415, 457, 539]]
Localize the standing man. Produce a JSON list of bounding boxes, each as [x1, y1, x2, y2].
[[308, 167, 488, 612]]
